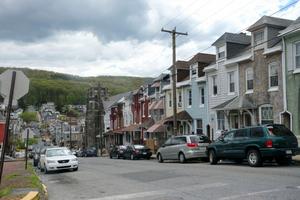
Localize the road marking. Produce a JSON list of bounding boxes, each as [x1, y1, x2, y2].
[[219, 189, 281, 200], [88, 182, 228, 200]]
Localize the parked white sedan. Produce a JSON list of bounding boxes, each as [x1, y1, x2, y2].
[[39, 147, 78, 173]]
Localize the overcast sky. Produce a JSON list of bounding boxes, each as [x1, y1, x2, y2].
[[0, 0, 299, 77]]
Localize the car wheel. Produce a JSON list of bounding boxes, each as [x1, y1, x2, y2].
[[247, 149, 262, 167], [209, 150, 218, 165], [109, 154, 112, 159], [44, 166, 48, 174], [179, 153, 186, 163], [130, 154, 134, 160], [157, 154, 164, 163]]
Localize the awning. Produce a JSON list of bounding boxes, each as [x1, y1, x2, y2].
[[141, 118, 154, 129], [153, 99, 164, 110], [164, 110, 193, 123], [213, 96, 256, 110], [148, 101, 158, 110], [122, 124, 140, 132], [151, 82, 160, 88], [112, 128, 125, 134], [147, 119, 165, 133]]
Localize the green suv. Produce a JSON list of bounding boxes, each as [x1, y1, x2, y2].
[[207, 124, 299, 167]]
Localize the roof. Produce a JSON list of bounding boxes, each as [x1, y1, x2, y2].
[[146, 119, 165, 133], [165, 110, 193, 122], [212, 32, 251, 46], [188, 53, 216, 65], [122, 124, 140, 132], [280, 16, 300, 36], [247, 16, 293, 32], [212, 96, 256, 110], [103, 91, 131, 109], [153, 73, 169, 82], [168, 60, 189, 70]]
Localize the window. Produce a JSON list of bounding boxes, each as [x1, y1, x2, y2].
[[223, 131, 234, 141], [228, 72, 235, 93], [250, 127, 264, 138], [168, 93, 172, 107], [188, 89, 192, 106], [246, 68, 254, 92], [196, 119, 203, 134], [254, 31, 264, 45], [199, 87, 205, 106], [217, 46, 225, 59], [212, 76, 218, 96], [217, 111, 225, 130], [260, 105, 273, 125], [191, 64, 197, 77], [173, 137, 187, 145], [295, 42, 300, 69], [178, 91, 182, 107], [269, 62, 278, 88], [234, 129, 247, 138]]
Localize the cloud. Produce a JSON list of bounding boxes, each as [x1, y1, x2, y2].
[[0, 0, 150, 42], [0, 0, 299, 77]]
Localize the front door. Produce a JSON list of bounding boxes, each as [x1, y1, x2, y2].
[[217, 131, 234, 157]]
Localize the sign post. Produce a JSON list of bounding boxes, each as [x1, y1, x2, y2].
[[0, 70, 29, 184]]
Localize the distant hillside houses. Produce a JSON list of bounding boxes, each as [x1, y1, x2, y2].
[[102, 15, 300, 152]]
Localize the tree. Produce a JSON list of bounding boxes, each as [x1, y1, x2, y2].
[[20, 112, 38, 123]]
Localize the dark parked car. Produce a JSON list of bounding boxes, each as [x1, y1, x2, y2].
[[109, 145, 126, 159], [82, 147, 97, 157], [123, 145, 152, 160], [207, 124, 300, 167]]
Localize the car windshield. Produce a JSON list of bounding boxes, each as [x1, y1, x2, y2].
[[46, 149, 72, 157], [267, 125, 294, 137], [119, 146, 127, 150]]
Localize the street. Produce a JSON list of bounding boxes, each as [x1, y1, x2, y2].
[[38, 157, 300, 200]]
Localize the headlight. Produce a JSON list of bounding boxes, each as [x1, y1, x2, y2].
[[71, 158, 78, 162], [47, 160, 56, 164]]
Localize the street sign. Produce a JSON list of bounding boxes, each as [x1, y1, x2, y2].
[[0, 70, 29, 105]]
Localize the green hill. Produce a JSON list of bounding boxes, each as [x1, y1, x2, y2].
[[0, 67, 153, 111]]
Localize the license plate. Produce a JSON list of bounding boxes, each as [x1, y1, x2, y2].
[[286, 150, 292, 154], [143, 152, 147, 155]]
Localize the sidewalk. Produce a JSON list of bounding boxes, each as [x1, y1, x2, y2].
[[0, 160, 46, 200]]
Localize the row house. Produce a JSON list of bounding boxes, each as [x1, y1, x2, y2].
[[204, 32, 251, 139], [280, 17, 300, 141], [102, 15, 300, 148]]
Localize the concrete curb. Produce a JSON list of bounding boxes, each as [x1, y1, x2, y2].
[[21, 191, 39, 200], [42, 184, 48, 199]]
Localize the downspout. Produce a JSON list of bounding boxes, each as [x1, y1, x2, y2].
[[282, 38, 287, 111]]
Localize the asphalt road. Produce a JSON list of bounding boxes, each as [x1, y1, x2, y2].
[[38, 157, 300, 200]]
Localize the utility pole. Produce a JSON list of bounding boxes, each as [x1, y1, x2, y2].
[[161, 27, 187, 136]]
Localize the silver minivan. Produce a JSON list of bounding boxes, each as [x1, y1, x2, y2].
[[157, 135, 210, 163]]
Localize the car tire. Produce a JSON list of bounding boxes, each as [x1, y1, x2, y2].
[[130, 154, 134, 160], [247, 149, 262, 167], [157, 154, 164, 163], [44, 166, 48, 174], [109, 154, 112, 159], [208, 150, 218, 165], [179, 153, 186, 163]]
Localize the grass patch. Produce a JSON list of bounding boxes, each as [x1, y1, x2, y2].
[[27, 163, 43, 190], [5, 173, 20, 180], [0, 187, 12, 198]]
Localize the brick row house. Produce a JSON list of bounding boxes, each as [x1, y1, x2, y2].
[[102, 15, 300, 152]]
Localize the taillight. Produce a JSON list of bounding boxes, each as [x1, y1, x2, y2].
[[187, 143, 198, 148], [265, 139, 273, 148]]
